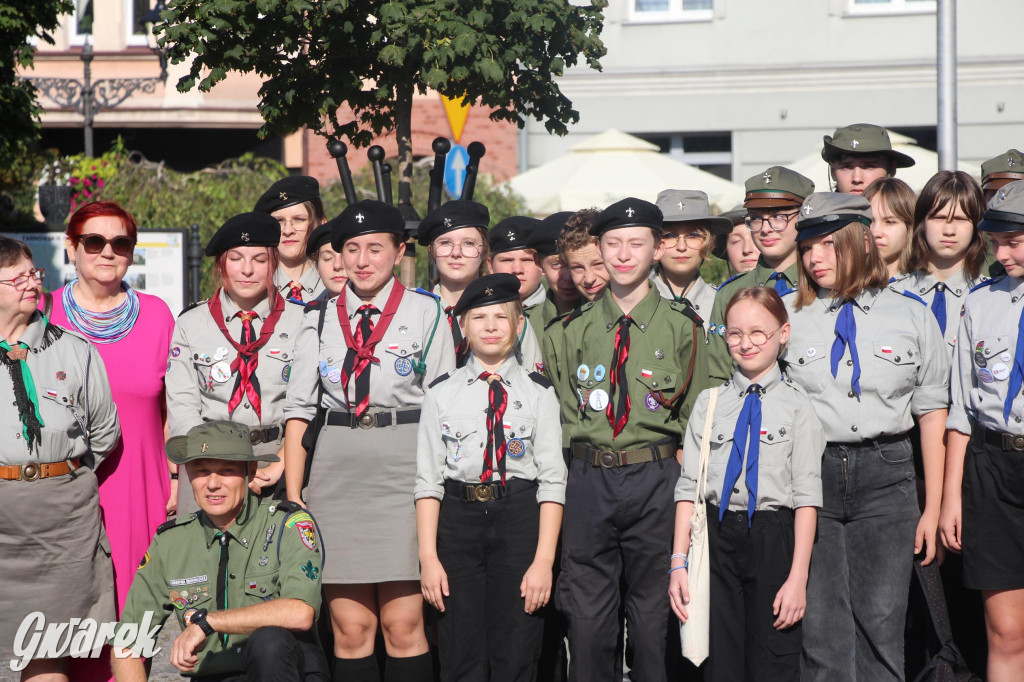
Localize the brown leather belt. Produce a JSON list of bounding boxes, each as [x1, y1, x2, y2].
[[570, 440, 677, 468], [0, 458, 82, 482]]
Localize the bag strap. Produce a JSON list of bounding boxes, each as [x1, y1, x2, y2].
[[913, 558, 954, 645], [696, 386, 719, 503]]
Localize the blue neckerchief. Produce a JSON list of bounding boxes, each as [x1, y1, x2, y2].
[[719, 385, 762, 526], [830, 301, 861, 396], [930, 283, 947, 336], [767, 272, 793, 296], [1004, 304, 1024, 421]]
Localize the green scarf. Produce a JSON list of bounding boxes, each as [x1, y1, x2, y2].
[[1, 336, 45, 450]]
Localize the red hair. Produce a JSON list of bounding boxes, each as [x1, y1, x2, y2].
[[67, 201, 139, 244], [213, 247, 279, 299]]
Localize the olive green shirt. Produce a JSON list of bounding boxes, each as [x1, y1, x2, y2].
[[706, 258, 800, 382], [557, 285, 710, 451], [522, 284, 551, 333], [541, 309, 576, 448], [115, 494, 323, 677]]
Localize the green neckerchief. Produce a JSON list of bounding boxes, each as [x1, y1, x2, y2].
[[1, 324, 46, 447]]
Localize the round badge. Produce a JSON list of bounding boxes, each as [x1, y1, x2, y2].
[[394, 356, 414, 377], [645, 393, 661, 412], [978, 368, 995, 384], [183, 608, 197, 625], [576, 364, 590, 382], [588, 388, 609, 411], [441, 421, 452, 436], [992, 363, 1010, 381], [318, 360, 329, 377], [594, 364, 607, 382], [210, 361, 232, 383], [806, 347, 817, 359], [281, 365, 291, 383], [507, 438, 526, 458], [328, 367, 342, 383], [975, 352, 988, 368], [214, 346, 229, 360], [170, 346, 180, 358], [717, 324, 727, 338], [1001, 352, 1012, 363]]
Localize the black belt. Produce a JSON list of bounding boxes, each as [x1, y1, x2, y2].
[[444, 478, 538, 503], [825, 432, 908, 449], [570, 438, 677, 468], [249, 425, 281, 445], [326, 409, 421, 430], [980, 427, 1024, 452]]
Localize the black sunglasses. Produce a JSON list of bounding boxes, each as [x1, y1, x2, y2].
[[78, 233, 135, 257]]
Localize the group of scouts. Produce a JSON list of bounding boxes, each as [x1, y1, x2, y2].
[[3, 122, 1024, 682]]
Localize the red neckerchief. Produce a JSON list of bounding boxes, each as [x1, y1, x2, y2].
[[207, 289, 286, 418], [336, 277, 405, 413], [607, 315, 632, 439], [479, 372, 508, 485]]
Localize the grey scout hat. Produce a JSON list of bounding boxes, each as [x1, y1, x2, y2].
[[712, 204, 747, 259], [821, 124, 915, 168], [655, 189, 732, 235], [796, 192, 873, 242], [167, 420, 281, 465], [979, 180, 1024, 233]]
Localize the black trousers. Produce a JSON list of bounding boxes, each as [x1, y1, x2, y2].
[[558, 456, 679, 682], [436, 480, 544, 682], [195, 626, 330, 682], [705, 505, 800, 682]]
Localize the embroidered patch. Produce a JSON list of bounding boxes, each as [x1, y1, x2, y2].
[[394, 356, 413, 376], [507, 438, 526, 458], [301, 560, 319, 581], [645, 393, 661, 412], [535, 362, 544, 373], [174, 598, 189, 610], [56, 371, 66, 381], [138, 551, 150, 570], [169, 575, 208, 587], [296, 520, 317, 551], [248, 581, 258, 590], [282, 365, 291, 382], [183, 608, 198, 624], [170, 347, 180, 357], [285, 512, 312, 528]]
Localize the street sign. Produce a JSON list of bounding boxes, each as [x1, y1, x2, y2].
[[441, 95, 470, 143], [444, 143, 470, 199]]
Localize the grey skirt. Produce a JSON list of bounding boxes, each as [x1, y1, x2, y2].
[[0, 467, 115, 661], [306, 420, 420, 584]]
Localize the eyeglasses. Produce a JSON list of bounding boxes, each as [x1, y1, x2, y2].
[[78, 233, 135, 257], [434, 239, 482, 257], [0, 267, 46, 291], [723, 327, 781, 347], [275, 216, 310, 231], [745, 212, 798, 233], [661, 231, 707, 249]]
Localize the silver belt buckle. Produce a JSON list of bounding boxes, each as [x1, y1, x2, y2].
[[20, 463, 40, 482], [598, 451, 618, 468], [358, 414, 374, 429]]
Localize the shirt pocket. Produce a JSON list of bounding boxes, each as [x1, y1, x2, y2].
[[756, 421, 793, 509], [262, 351, 293, 385], [703, 418, 737, 502], [243, 570, 282, 604], [870, 338, 920, 399], [171, 585, 213, 628], [440, 418, 479, 463], [504, 417, 535, 462], [635, 364, 679, 396], [784, 340, 830, 393], [382, 341, 421, 382], [192, 354, 220, 393], [39, 385, 85, 440]]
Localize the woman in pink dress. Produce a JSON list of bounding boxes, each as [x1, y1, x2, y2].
[[49, 201, 175, 681]]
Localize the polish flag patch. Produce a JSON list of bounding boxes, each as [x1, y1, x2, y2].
[[881, 346, 893, 353], [249, 581, 257, 590], [387, 344, 399, 351], [46, 390, 58, 397], [641, 369, 653, 378], [760, 430, 768, 435]]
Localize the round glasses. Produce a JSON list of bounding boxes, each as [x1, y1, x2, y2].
[[661, 231, 706, 249], [0, 267, 46, 291], [723, 327, 782, 347], [275, 216, 310, 231], [434, 239, 482, 258], [78, 233, 135, 257], [745, 211, 798, 233]]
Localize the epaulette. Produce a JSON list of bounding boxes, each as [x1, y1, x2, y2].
[[275, 500, 303, 516], [987, 261, 1007, 279], [428, 372, 451, 389], [561, 301, 593, 328], [156, 514, 196, 534], [178, 300, 206, 317], [970, 276, 1003, 294], [528, 371, 552, 389], [669, 299, 703, 327], [414, 287, 440, 300], [545, 310, 573, 331], [899, 290, 927, 305], [302, 298, 324, 314], [719, 272, 744, 289]]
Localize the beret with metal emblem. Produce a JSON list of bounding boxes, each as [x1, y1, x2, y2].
[[712, 204, 747, 259], [590, 197, 663, 236], [795, 192, 873, 242], [451, 273, 522, 317], [305, 222, 334, 258], [489, 216, 541, 254], [527, 212, 574, 256], [253, 176, 321, 214], [981, 150, 1024, 192], [821, 123, 915, 168], [978, 180, 1024, 233], [417, 200, 491, 246], [656, 189, 732, 234], [329, 200, 406, 249], [204, 212, 281, 256], [166, 420, 280, 465], [744, 167, 816, 210]]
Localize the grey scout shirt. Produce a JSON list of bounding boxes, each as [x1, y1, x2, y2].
[[783, 287, 950, 443], [651, 269, 716, 334], [166, 289, 304, 451], [675, 365, 824, 512], [0, 312, 120, 466], [948, 275, 1024, 435], [415, 355, 567, 504], [894, 268, 986, 359], [274, 264, 325, 304], [284, 277, 456, 420]]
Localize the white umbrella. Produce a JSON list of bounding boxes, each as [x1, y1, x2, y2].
[[505, 129, 745, 216], [786, 131, 982, 192]]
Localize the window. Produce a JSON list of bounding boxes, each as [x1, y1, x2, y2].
[[630, 0, 713, 23], [69, 0, 93, 45], [847, 0, 935, 15], [635, 132, 733, 181], [127, 0, 156, 45]]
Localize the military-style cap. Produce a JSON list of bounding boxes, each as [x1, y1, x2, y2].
[[205, 213, 281, 256], [253, 176, 320, 214], [712, 204, 747, 259], [796, 192, 873, 242], [821, 124, 915, 168], [167, 420, 280, 465], [981, 149, 1024, 192], [329, 200, 405, 250], [527, 212, 573, 256], [451, 273, 521, 317], [744, 167, 816, 210], [305, 223, 334, 258], [590, 197, 663, 236], [489, 216, 541, 254], [417, 200, 490, 246], [656, 189, 732, 235], [978, 180, 1024, 233]]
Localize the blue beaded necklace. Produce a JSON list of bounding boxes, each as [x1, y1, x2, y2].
[[62, 280, 140, 344]]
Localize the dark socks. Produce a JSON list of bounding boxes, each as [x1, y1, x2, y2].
[[333, 654, 381, 682], [383, 652, 433, 682]]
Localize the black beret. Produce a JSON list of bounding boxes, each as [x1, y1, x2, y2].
[[253, 176, 320, 214], [527, 212, 573, 256], [305, 223, 334, 258], [489, 216, 541, 254], [590, 198, 663, 236], [451, 273, 521, 317], [417, 200, 490, 246], [205, 212, 281, 256], [329, 200, 406, 250]]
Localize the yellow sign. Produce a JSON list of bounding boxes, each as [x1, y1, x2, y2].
[[441, 95, 471, 143]]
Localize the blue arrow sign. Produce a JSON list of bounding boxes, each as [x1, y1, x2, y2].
[[444, 143, 470, 199]]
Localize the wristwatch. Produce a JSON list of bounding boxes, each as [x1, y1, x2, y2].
[[190, 608, 216, 637]]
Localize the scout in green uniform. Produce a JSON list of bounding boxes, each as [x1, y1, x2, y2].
[[488, 217, 548, 328], [111, 421, 325, 681], [528, 212, 580, 331], [706, 167, 814, 382], [554, 198, 708, 682], [980, 149, 1024, 204], [821, 123, 915, 196]]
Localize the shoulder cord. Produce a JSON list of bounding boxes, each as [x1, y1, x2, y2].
[[650, 320, 699, 417], [411, 296, 441, 375]]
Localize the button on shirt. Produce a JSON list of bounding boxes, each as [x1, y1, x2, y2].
[[783, 287, 949, 443], [651, 270, 717, 335], [895, 268, 984, 359], [948, 276, 1024, 434], [415, 355, 567, 504], [675, 365, 824, 511]]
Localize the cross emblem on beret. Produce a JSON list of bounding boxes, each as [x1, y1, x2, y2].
[[762, 172, 772, 184], [507, 230, 516, 240], [850, 139, 860, 149], [201, 442, 209, 453], [355, 213, 365, 223], [279, 191, 288, 201], [484, 287, 494, 296], [1009, 157, 1016, 168], [802, 204, 813, 215], [677, 201, 685, 210], [443, 217, 452, 227], [241, 232, 250, 242], [625, 207, 635, 218], [999, 190, 1008, 202]]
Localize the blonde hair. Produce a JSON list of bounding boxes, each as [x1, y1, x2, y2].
[[461, 299, 524, 359], [794, 222, 888, 308]]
